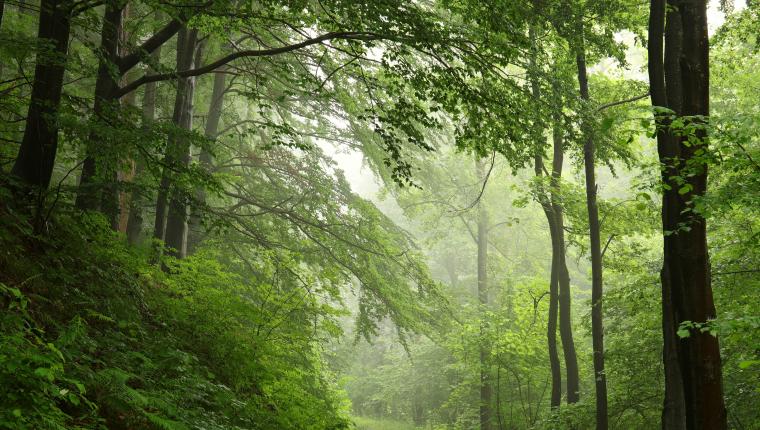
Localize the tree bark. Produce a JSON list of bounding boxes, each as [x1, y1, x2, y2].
[[126, 45, 162, 245], [12, 7, 179, 197], [539, 169, 563, 410], [74, 3, 124, 228], [77, 12, 182, 226], [186, 65, 226, 254], [576, 43, 608, 429], [528, 46, 562, 409], [554, 102, 580, 406], [11, 0, 71, 189], [156, 27, 198, 258], [648, 1, 727, 428], [477, 158, 493, 430], [117, 4, 138, 233]]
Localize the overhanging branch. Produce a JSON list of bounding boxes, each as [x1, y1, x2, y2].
[[116, 31, 380, 98]]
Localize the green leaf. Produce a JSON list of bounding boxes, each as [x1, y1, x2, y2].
[[601, 116, 615, 132]]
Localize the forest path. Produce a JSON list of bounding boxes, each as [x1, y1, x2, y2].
[[352, 416, 418, 429]]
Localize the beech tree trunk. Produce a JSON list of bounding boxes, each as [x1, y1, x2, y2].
[[126, 46, 161, 245], [77, 11, 182, 226], [117, 4, 138, 233], [576, 44, 608, 429], [529, 54, 562, 409], [536, 157, 563, 410], [74, 3, 123, 228], [11, 0, 71, 189], [187, 66, 226, 254], [648, 1, 727, 429], [555, 126, 580, 406], [477, 158, 493, 430], [155, 27, 198, 258]]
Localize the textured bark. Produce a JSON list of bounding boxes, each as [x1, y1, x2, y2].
[[157, 27, 198, 258], [187, 66, 226, 254], [648, 1, 727, 428], [11, 0, 71, 189], [477, 159, 493, 430], [576, 45, 608, 429]]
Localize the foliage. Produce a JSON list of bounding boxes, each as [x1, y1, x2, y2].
[[0, 207, 355, 429]]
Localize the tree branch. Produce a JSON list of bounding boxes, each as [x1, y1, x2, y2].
[[117, 19, 184, 74], [596, 92, 650, 112], [601, 233, 615, 259], [116, 31, 380, 98]]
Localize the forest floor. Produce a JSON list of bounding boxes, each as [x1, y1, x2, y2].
[[352, 416, 418, 430]]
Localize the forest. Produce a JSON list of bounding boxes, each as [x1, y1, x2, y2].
[[0, 0, 758, 428]]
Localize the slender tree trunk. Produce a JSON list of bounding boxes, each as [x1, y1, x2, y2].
[[11, 0, 71, 189], [74, 3, 123, 229], [543, 191, 563, 410], [186, 63, 226, 254], [156, 27, 198, 258], [496, 365, 504, 430], [576, 44, 608, 429], [117, 4, 138, 233], [529, 69, 562, 410], [126, 45, 161, 245], [648, 1, 727, 428], [552, 121, 580, 406], [546, 114, 574, 406], [477, 158, 493, 430], [534, 151, 564, 409]]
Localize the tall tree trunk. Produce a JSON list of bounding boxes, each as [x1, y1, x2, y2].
[[74, 3, 123, 229], [528, 41, 562, 408], [648, 1, 727, 428], [477, 158, 493, 430], [11, 0, 71, 189], [545, 114, 578, 409], [576, 42, 608, 429], [126, 46, 161, 245], [156, 27, 198, 258], [117, 4, 138, 233], [186, 66, 226, 254], [539, 170, 563, 410], [77, 12, 182, 226]]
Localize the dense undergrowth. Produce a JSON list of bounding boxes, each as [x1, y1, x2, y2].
[[0, 201, 352, 429]]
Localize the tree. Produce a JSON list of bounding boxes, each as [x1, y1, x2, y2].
[[648, 0, 727, 428], [476, 158, 494, 430], [10, 0, 72, 189], [74, 4, 182, 227], [528, 26, 563, 408], [153, 26, 199, 258], [574, 22, 608, 430]]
